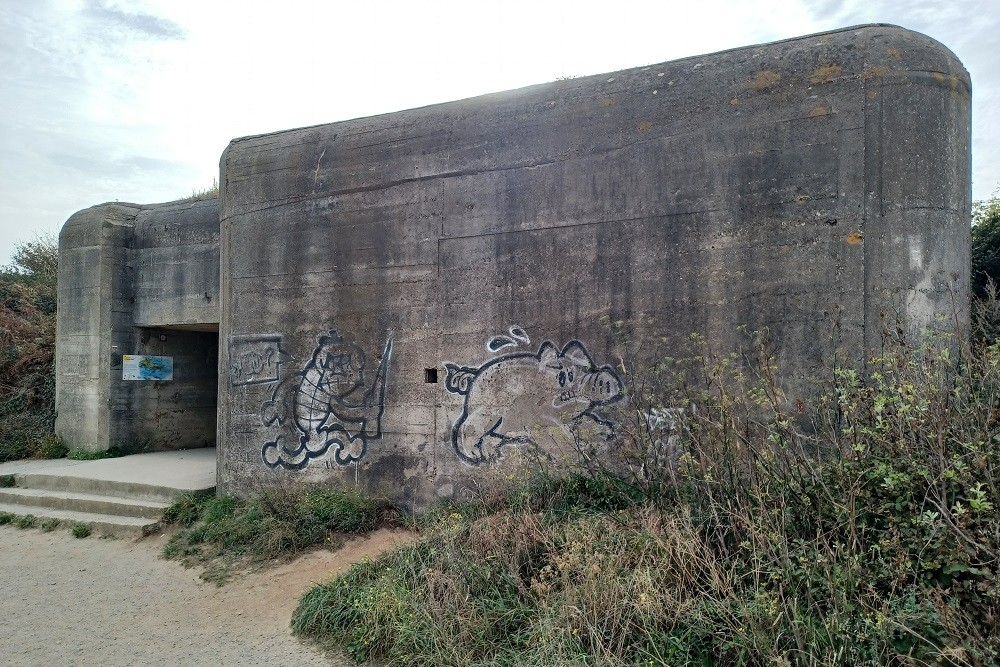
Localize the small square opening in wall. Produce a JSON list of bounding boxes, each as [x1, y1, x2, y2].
[[424, 368, 439, 384]]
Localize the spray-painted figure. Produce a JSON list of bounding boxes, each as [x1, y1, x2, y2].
[[445, 332, 623, 464], [261, 331, 392, 470]]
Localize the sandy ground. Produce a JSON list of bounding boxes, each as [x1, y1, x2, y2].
[[0, 525, 413, 666]]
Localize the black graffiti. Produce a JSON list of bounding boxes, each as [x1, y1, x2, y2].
[[229, 335, 291, 386], [445, 331, 623, 464], [260, 331, 392, 470], [486, 325, 530, 353]]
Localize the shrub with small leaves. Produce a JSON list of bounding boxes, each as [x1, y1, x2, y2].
[[72, 523, 91, 538]]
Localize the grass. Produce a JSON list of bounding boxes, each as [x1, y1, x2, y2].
[[72, 523, 91, 538], [66, 447, 127, 461], [161, 485, 398, 585], [182, 179, 219, 202], [291, 329, 1000, 667]]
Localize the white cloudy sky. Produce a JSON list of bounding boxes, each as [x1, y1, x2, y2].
[[0, 0, 996, 264]]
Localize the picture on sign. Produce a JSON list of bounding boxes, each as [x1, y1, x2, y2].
[[122, 355, 174, 381]]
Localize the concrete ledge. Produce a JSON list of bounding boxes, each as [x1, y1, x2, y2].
[[0, 488, 169, 520], [2, 449, 216, 503]]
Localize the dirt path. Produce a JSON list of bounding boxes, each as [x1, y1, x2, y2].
[[0, 525, 413, 666]]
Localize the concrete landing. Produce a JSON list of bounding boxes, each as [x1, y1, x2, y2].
[[0, 449, 216, 536]]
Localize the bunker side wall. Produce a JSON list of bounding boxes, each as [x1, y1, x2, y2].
[[217, 25, 970, 506], [133, 198, 220, 328]]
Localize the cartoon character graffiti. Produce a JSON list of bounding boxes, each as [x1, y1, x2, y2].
[[260, 331, 392, 470], [445, 329, 623, 464]]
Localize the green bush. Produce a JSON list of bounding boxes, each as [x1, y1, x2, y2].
[[972, 193, 1000, 299], [0, 235, 58, 464], [14, 514, 37, 529], [293, 334, 1000, 667], [38, 434, 67, 459], [72, 523, 91, 538]]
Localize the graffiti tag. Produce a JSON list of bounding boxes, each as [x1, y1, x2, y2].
[[229, 335, 291, 386]]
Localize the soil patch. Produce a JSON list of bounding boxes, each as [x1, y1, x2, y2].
[[0, 525, 413, 666]]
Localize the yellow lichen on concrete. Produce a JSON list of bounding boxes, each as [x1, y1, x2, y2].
[[809, 106, 830, 117], [846, 232, 863, 245], [810, 64, 842, 85], [749, 70, 781, 91], [636, 120, 654, 132], [863, 66, 889, 81], [599, 97, 616, 108]]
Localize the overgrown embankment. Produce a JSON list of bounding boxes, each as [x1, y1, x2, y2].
[[0, 236, 62, 462], [292, 334, 1000, 666], [161, 485, 401, 585]]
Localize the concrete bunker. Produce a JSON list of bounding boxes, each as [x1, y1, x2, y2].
[[56, 197, 220, 453], [56, 25, 971, 508]]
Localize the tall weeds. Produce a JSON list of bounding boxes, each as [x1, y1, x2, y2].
[[293, 328, 1000, 666]]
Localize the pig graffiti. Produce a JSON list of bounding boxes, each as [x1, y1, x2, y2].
[[445, 333, 623, 464]]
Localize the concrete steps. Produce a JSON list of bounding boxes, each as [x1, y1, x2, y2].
[[0, 449, 217, 538], [11, 473, 191, 504], [0, 487, 169, 519], [0, 502, 157, 538]]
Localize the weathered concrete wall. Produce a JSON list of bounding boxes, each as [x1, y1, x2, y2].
[[133, 199, 220, 329], [56, 199, 221, 451], [56, 203, 141, 451], [217, 24, 970, 506]]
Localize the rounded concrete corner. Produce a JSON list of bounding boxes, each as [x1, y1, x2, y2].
[[58, 203, 142, 250], [857, 24, 970, 93]]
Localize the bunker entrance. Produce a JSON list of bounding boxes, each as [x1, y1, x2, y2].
[[130, 325, 219, 450]]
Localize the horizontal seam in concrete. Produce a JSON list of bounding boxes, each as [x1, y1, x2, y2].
[[228, 117, 840, 182], [222, 117, 844, 222], [231, 273, 438, 285], [885, 205, 966, 213]]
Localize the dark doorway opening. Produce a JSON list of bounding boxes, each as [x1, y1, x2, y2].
[[129, 325, 219, 451]]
